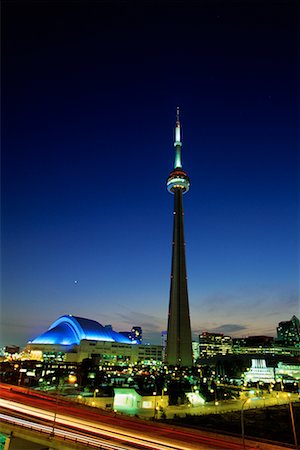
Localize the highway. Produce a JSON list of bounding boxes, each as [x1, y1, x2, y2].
[[1, 411, 136, 450], [0, 384, 290, 450]]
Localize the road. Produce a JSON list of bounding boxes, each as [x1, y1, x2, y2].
[[1, 411, 138, 450], [0, 383, 291, 450]]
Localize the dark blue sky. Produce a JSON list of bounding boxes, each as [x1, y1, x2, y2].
[[2, 1, 298, 346]]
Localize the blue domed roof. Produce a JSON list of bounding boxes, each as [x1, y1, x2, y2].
[[31, 315, 134, 345]]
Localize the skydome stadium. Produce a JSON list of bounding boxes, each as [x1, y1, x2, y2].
[[30, 315, 134, 346], [27, 315, 162, 364]]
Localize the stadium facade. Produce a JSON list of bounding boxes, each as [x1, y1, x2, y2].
[[26, 315, 162, 364]]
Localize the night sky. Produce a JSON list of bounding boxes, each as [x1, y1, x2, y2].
[[2, 1, 298, 347]]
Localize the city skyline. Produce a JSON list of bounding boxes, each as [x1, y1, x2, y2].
[[2, 2, 298, 347]]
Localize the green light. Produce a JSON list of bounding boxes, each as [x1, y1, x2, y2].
[[174, 146, 182, 168], [113, 388, 141, 414], [186, 392, 205, 406]]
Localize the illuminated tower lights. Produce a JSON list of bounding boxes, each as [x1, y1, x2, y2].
[[165, 108, 193, 367]]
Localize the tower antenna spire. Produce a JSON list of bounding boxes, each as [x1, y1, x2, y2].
[[174, 106, 182, 168], [166, 109, 193, 367]]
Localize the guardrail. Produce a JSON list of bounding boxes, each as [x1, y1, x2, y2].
[[0, 414, 132, 450]]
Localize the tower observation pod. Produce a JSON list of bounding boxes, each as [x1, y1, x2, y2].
[[165, 108, 193, 367]]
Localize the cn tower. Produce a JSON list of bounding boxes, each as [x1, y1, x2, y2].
[[165, 108, 193, 367]]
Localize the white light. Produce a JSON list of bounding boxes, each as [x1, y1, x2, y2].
[[175, 126, 181, 143]]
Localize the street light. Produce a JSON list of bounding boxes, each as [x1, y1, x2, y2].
[[72, 373, 82, 390], [94, 388, 99, 399], [50, 373, 80, 437], [286, 393, 298, 449], [241, 398, 251, 450], [68, 374, 77, 384], [50, 377, 62, 437], [153, 392, 157, 419], [161, 387, 167, 399]]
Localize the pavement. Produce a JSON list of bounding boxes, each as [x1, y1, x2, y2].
[[135, 391, 299, 419]]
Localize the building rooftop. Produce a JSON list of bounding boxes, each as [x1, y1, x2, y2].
[[30, 315, 134, 346]]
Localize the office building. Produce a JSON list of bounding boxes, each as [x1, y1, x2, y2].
[[277, 315, 300, 346]]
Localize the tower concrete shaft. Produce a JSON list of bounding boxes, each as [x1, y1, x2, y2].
[[166, 109, 193, 367]]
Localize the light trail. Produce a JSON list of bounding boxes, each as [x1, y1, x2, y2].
[[0, 412, 130, 450], [1, 390, 274, 450], [0, 398, 207, 450]]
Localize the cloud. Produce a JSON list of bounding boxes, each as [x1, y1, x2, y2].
[[282, 292, 299, 309], [212, 324, 248, 334], [115, 310, 165, 333], [143, 331, 162, 345], [110, 309, 165, 344]]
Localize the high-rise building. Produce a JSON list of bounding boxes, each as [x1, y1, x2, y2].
[[276, 315, 300, 346], [131, 326, 142, 343], [120, 326, 143, 344], [165, 108, 193, 367], [199, 332, 233, 358], [192, 341, 200, 362]]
